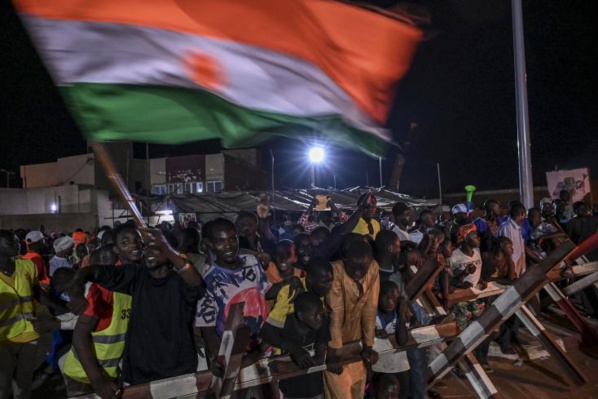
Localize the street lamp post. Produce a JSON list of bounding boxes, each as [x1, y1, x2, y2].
[[307, 146, 326, 187]]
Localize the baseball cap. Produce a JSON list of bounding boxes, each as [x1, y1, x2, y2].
[[25, 231, 44, 244], [53, 236, 74, 253], [539, 197, 552, 207], [451, 204, 468, 215]]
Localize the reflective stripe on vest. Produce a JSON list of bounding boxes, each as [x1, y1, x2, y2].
[[93, 332, 127, 344], [70, 348, 122, 369], [0, 259, 39, 343], [63, 290, 132, 383]]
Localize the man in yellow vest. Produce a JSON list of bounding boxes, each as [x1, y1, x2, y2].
[[62, 224, 140, 398], [0, 230, 41, 399]]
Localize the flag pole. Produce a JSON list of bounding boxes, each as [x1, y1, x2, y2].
[[93, 142, 148, 229], [512, 0, 534, 209]]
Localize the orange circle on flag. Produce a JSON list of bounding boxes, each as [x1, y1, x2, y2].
[[185, 51, 225, 91]]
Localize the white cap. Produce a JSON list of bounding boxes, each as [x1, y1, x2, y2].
[[25, 231, 44, 244], [53, 236, 74, 253]]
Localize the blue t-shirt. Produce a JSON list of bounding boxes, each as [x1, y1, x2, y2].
[[195, 254, 270, 336]]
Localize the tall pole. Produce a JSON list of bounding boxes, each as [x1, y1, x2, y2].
[[378, 156, 383, 187], [512, 0, 534, 209], [437, 163, 443, 207], [270, 149, 276, 222], [146, 143, 151, 224], [93, 142, 147, 228], [311, 165, 315, 187]]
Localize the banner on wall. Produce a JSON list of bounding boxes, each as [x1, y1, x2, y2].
[[546, 168, 591, 202]]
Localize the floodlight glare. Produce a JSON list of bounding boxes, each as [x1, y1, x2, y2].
[[308, 146, 326, 164]]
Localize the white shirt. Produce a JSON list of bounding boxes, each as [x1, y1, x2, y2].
[[372, 313, 409, 373], [392, 225, 414, 243], [498, 218, 526, 277], [449, 248, 482, 287]]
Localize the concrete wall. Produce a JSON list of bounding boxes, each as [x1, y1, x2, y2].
[[57, 154, 95, 186], [93, 142, 135, 194], [20, 154, 95, 189], [20, 162, 60, 188], [205, 154, 224, 182], [222, 149, 260, 168], [0, 213, 98, 233], [0, 189, 29, 214], [150, 158, 167, 185], [131, 159, 148, 193]]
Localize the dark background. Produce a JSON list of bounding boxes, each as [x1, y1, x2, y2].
[[1, 0, 597, 196]]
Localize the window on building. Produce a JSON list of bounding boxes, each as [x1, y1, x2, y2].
[[207, 180, 223, 193], [183, 182, 203, 193], [168, 183, 183, 194], [152, 184, 167, 195]]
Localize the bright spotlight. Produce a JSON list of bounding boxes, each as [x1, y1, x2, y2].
[[50, 203, 57, 212], [308, 146, 326, 164]]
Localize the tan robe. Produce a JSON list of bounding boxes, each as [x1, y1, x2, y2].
[[324, 260, 380, 399]]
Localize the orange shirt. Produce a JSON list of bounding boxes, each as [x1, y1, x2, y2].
[[22, 252, 49, 284]]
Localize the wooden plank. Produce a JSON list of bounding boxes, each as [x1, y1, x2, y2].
[[446, 282, 505, 308], [546, 262, 598, 282], [406, 257, 443, 301], [458, 353, 501, 399], [563, 271, 598, 296], [543, 283, 598, 345], [427, 241, 575, 385], [69, 322, 457, 399], [515, 306, 587, 386]]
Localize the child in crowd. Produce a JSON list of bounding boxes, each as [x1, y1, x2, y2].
[[448, 224, 492, 372], [261, 258, 333, 351], [372, 280, 432, 399], [265, 240, 305, 310], [372, 281, 410, 399], [293, 233, 313, 270], [266, 291, 330, 399]]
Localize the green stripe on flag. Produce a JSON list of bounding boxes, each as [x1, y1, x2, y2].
[[61, 83, 387, 157]]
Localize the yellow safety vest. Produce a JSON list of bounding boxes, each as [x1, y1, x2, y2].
[[63, 290, 132, 383], [0, 259, 40, 345]]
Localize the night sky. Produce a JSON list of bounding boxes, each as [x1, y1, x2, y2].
[[1, 1, 597, 197]]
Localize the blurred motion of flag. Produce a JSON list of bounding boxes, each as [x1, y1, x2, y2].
[[13, 0, 423, 156]]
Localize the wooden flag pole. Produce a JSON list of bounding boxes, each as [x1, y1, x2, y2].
[[92, 142, 148, 228]]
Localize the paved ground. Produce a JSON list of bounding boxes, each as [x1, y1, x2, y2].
[[434, 321, 598, 399], [436, 345, 598, 399]]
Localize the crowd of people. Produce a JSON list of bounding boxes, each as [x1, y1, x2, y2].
[[1, 189, 597, 399]]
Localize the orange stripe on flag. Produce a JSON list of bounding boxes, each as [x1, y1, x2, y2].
[[15, 0, 422, 123]]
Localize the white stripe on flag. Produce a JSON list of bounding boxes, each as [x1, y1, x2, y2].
[[21, 16, 388, 140]]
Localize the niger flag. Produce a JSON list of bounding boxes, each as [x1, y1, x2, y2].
[[14, 0, 422, 156]]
